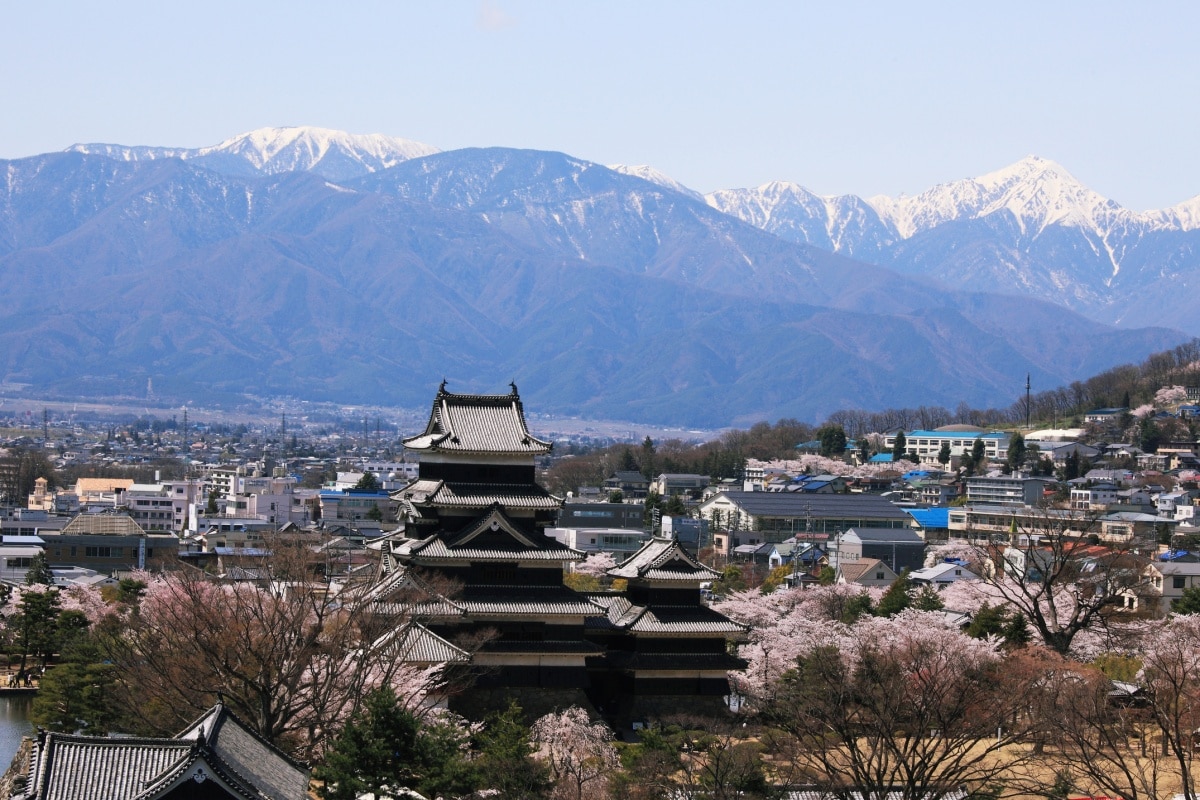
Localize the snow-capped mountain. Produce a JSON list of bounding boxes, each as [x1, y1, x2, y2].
[[608, 164, 705, 202], [705, 156, 1200, 331], [67, 126, 439, 181], [1, 141, 1184, 426]]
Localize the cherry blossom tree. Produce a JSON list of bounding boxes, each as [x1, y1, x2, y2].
[[574, 552, 617, 579], [97, 546, 445, 759], [530, 707, 619, 800], [764, 611, 1051, 799], [1039, 617, 1200, 800], [1154, 385, 1188, 407]]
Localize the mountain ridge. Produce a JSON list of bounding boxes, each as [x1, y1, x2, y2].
[[0, 133, 1192, 426]]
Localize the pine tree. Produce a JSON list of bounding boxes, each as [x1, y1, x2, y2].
[[875, 571, 912, 617], [317, 686, 476, 800], [24, 552, 54, 586]]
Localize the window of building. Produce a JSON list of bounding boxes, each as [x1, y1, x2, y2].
[[1174, 576, 1187, 589]]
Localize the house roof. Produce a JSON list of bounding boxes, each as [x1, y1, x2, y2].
[[909, 562, 977, 582], [707, 492, 910, 521], [403, 383, 551, 455], [843, 526, 925, 544], [61, 514, 147, 537], [838, 558, 893, 584], [906, 507, 950, 529], [72, 478, 134, 494]]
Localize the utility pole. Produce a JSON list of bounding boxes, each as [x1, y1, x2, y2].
[[1025, 374, 1032, 430]]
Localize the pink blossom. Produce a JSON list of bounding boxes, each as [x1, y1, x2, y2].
[[1154, 385, 1188, 406]]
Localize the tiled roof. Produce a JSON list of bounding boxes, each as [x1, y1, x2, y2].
[[403, 384, 552, 455], [458, 590, 607, 617], [398, 505, 582, 563], [397, 479, 561, 510], [176, 705, 310, 800], [21, 704, 309, 800], [408, 538, 582, 562], [374, 623, 471, 664], [427, 482, 562, 510], [23, 736, 194, 800], [622, 605, 748, 635], [609, 537, 719, 580]]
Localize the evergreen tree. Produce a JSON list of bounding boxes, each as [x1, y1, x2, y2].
[[970, 438, 987, 468], [1006, 432, 1027, 474], [891, 431, 908, 462], [31, 634, 120, 735], [1171, 586, 1200, 615], [875, 571, 912, 617], [816, 424, 848, 458], [353, 472, 381, 491], [842, 592, 874, 623], [937, 441, 952, 468], [11, 589, 62, 672], [24, 552, 54, 586], [317, 686, 476, 800], [912, 584, 945, 611], [475, 701, 551, 800], [640, 436, 657, 481]]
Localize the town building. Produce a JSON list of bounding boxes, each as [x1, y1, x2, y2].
[[964, 474, 1056, 506], [881, 428, 1010, 462], [829, 527, 927, 573], [38, 512, 177, 573], [697, 491, 911, 550], [559, 501, 644, 530]]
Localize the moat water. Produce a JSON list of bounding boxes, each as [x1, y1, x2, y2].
[[0, 696, 32, 770]]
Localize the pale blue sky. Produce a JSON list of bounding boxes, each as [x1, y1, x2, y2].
[[3, 1, 1197, 210]]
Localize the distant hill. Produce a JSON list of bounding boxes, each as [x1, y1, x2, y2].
[[0, 132, 1190, 427]]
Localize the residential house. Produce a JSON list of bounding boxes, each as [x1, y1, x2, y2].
[[1142, 558, 1200, 615], [836, 557, 898, 588], [650, 473, 709, 498], [603, 471, 651, 499], [1085, 407, 1130, 424], [908, 561, 979, 587], [1099, 512, 1167, 543], [830, 526, 927, 573], [1071, 483, 1119, 511], [905, 507, 951, 541]]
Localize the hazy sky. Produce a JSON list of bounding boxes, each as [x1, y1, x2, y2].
[[3, 1, 1197, 210]]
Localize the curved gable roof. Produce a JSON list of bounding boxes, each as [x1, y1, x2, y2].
[[403, 383, 552, 455]]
